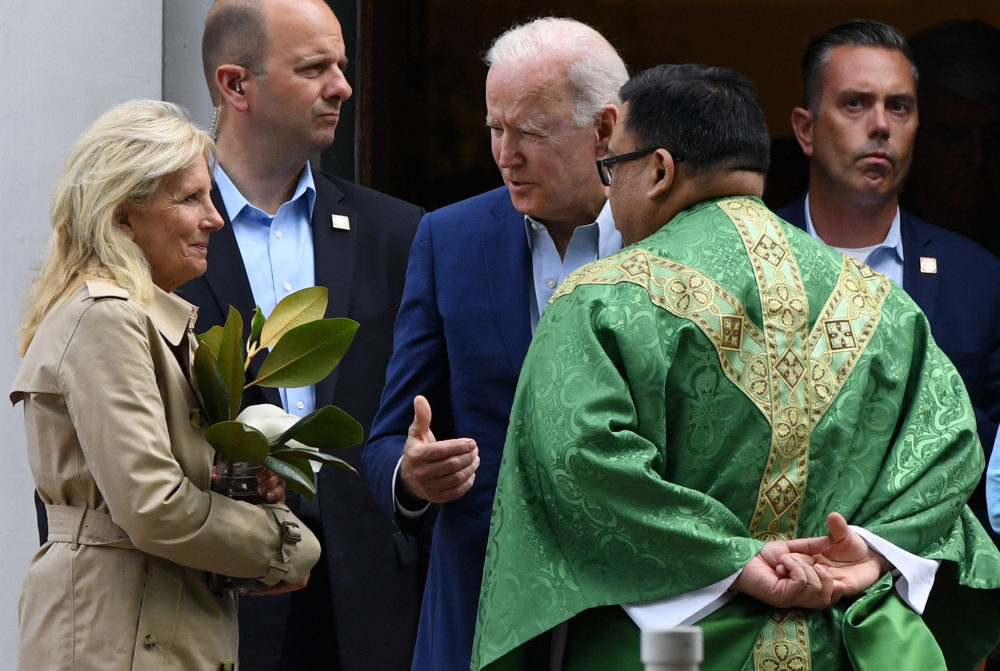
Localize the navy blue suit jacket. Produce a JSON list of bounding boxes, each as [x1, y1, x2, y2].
[[177, 169, 425, 671], [364, 187, 532, 671], [777, 196, 1000, 526]]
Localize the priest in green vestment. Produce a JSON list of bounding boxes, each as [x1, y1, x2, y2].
[[471, 64, 1000, 671]]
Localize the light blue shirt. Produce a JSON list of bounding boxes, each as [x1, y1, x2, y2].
[[214, 164, 317, 418], [803, 193, 905, 288], [524, 200, 621, 330], [988, 431, 1000, 533]]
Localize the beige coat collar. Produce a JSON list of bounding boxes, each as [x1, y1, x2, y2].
[[84, 280, 198, 346]]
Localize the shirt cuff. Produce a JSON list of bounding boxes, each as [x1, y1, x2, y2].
[[622, 572, 739, 631], [850, 525, 939, 614], [392, 455, 430, 519]]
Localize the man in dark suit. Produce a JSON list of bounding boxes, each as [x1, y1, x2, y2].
[[363, 17, 626, 671], [776, 19, 1000, 537], [176, 1, 426, 669]]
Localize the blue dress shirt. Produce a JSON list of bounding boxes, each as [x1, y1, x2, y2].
[[214, 164, 317, 418], [525, 200, 621, 330], [803, 193, 905, 288]]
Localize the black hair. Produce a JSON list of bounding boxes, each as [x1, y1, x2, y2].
[[619, 63, 770, 176]]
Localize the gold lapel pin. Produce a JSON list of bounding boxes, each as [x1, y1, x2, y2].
[[919, 256, 938, 274]]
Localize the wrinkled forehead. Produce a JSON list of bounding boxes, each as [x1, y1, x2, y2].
[[485, 61, 575, 121], [821, 46, 916, 98]]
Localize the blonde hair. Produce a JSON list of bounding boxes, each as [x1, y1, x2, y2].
[[18, 99, 214, 355]]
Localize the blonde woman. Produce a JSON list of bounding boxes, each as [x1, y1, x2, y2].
[[12, 99, 319, 670]]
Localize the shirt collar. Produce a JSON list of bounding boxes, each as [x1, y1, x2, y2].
[[595, 199, 621, 257], [803, 192, 904, 262], [214, 162, 317, 223], [522, 199, 620, 254]]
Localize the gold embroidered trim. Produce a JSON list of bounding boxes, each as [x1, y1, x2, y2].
[[552, 250, 773, 419], [720, 199, 811, 543], [753, 608, 811, 671], [805, 256, 890, 423], [550, 197, 891, 670], [721, 199, 813, 670]]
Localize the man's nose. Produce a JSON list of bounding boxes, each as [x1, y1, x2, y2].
[[869, 104, 890, 140], [324, 69, 353, 102], [496, 135, 523, 168]]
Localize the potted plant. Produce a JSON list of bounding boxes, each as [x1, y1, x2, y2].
[[192, 286, 361, 501]]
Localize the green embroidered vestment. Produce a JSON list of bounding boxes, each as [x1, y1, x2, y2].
[[471, 197, 1000, 671]]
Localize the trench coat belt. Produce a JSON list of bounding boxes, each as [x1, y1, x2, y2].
[[45, 504, 134, 550]]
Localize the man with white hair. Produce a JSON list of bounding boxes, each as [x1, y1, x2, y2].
[[363, 17, 627, 671]]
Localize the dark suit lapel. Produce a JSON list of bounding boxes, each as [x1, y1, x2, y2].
[[204, 187, 257, 320], [901, 212, 939, 322], [205, 186, 282, 407], [310, 172, 356, 408], [482, 192, 532, 371], [779, 196, 808, 231]]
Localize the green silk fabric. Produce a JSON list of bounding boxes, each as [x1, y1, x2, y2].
[[471, 197, 1000, 671]]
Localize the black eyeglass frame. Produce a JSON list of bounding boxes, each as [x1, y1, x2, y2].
[[596, 147, 683, 186]]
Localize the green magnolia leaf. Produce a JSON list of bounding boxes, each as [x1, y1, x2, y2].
[[264, 454, 316, 499], [192, 344, 230, 425], [259, 286, 328, 351], [205, 421, 269, 464], [272, 405, 363, 449], [218, 307, 245, 421], [271, 447, 357, 473], [246, 306, 266, 352], [197, 325, 225, 355], [249, 318, 358, 389]]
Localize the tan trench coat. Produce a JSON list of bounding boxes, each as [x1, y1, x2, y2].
[[11, 281, 320, 670]]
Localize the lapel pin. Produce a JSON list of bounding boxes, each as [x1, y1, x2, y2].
[[919, 256, 938, 274], [331, 214, 351, 231]]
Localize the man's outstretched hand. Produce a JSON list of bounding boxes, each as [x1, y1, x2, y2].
[[399, 395, 479, 503]]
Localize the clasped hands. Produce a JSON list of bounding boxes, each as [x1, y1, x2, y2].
[[399, 395, 480, 504], [733, 512, 892, 610]]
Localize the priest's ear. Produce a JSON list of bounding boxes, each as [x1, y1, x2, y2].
[[648, 148, 677, 198]]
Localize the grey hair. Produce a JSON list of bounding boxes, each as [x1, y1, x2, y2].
[[801, 19, 917, 114], [484, 17, 628, 126]]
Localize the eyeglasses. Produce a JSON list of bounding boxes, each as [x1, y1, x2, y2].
[[596, 147, 682, 186]]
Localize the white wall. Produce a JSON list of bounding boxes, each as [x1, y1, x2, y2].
[[0, 0, 210, 661], [165, 0, 215, 128]]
